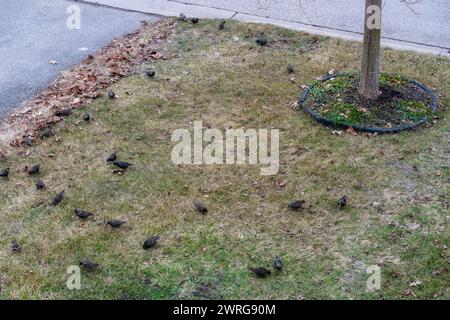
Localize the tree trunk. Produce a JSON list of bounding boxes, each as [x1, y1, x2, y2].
[[359, 0, 382, 100]]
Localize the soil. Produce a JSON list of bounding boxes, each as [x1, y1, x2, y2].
[[303, 73, 436, 129]]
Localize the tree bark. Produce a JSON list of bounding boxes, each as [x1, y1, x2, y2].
[[359, 0, 382, 100]]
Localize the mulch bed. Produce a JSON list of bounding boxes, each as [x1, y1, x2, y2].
[[301, 73, 437, 132]]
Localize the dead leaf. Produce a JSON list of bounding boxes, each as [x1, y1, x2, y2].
[[346, 126, 358, 136]]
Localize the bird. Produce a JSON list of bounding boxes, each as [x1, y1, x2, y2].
[[52, 190, 65, 206], [55, 108, 72, 117], [273, 257, 282, 271], [288, 200, 305, 211], [113, 161, 132, 169], [338, 195, 347, 209], [145, 68, 155, 78], [40, 127, 52, 138], [143, 235, 160, 250], [193, 200, 208, 214], [287, 64, 295, 74], [108, 90, 116, 99], [23, 135, 33, 146], [191, 17, 199, 24], [256, 34, 268, 46], [35, 180, 46, 190], [106, 152, 117, 162], [11, 240, 22, 253], [28, 164, 40, 176], [75, 209, 94, 220], [178, 13, 187, 22], [83, 112, 91, 122], [218, 20, 226, 30], [79, 260, 101, 271], [249, 267, 271, 278], [106, 219, 127, 228], [0, 168, 9, 178]]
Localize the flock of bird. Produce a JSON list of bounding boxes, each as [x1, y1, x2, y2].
[[0, 15, 349, 280]]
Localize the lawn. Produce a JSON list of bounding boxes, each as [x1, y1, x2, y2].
[[0, 18, 448, 299]]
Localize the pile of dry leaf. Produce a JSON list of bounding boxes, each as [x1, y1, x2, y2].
[[0, 18, 176, 149]]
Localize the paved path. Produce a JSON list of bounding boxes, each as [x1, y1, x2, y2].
[[84, 0, 450, 55], [0, 0, 159, 114]]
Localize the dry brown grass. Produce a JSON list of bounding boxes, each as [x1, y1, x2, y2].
[[0, 18, 448, 299]]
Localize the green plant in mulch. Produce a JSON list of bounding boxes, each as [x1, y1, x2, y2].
[[304, 73, 434, 129]]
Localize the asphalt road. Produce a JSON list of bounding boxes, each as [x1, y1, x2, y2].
[[0, 0, 159, 115]]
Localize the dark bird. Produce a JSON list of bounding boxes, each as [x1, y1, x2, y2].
[[338, 195, 347, 209], [250, 267, 271, 278], [23, 135, 33, 146], [143, 235, 160, 250], [288, 200, 305, 211], [145, 68, 155, 78], [178, 13, 187, 21], [191, 17, 199, 24], [273, 256, 282, 271], [75, 209, 94, 220], [83, 112, 91, 122], [194, 200, 208, 214], [28, 164, 40, 176], [108, 90, 116, 99], [35, 180, 46, 190], [106, 219, 127, 228], [113, 161, 132, 169], [40, 127, 52, 138], [256, 34, 268, 46], [52, 190, 65, 206], [106, 152, 117, 162], [0, 168, 9, 178], [55, 108, 72, 117], [218, 20, 226, 30], [79, 260, 101, 271], [11, 240, 22, 253], [287, 63, 295, 74]]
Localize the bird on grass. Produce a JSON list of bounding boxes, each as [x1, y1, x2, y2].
[[55, 108, 72, 117], [338, 195, 347, 209], [256, 33, 268, 46], [178, 13, 187, 22], [288, 200, 305, 211], [35, 180, 46, 190], [113, 161, 132, 169], [106, 219, 127, 228], [287, 64, 295, 74], [218, 20, 226, 30], [106, 152, 117, 162], [191, 17, 199, 24], [11, 240, 22, 253], [249, 267, 271, 278], [193, 200, 208, 214], [0, 168, 9, 178], [52, 190, 65, 206], [273, 257, 282, 271], [28, 164, 40, 176], [143, 235, 160, 250], [108, 90, 116, 100], [75, 209, 94, 220], [80, 260, 101, 271], [23, 135, 33, 146], [83, 112, 91, 122], [145, 68, 155, 78], [40, 127, 52, 139]]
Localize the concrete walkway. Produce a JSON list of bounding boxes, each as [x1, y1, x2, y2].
[[82, 0, 450, 56]]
